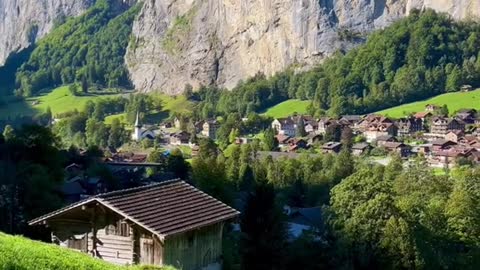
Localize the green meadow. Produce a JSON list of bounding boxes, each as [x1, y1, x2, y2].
[[0, 232, 174, 270], [376, 89, 480, 118], [262, 99, 310, 118]]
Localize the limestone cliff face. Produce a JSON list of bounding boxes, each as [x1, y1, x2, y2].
[[0, 0, 95, 65], [125, 0, 480, 94]]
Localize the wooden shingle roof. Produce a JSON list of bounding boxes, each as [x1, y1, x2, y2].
[[30, 179, 240, 238]]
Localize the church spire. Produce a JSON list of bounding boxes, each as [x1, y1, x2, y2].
[[135, 111, 142, 128]]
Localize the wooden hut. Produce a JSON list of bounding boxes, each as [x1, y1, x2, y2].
[[29, 179, 240, 270]]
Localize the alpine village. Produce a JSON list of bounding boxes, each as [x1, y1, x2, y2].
[[2, 1, 480, 270]]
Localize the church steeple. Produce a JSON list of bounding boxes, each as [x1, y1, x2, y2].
[[135, 111, 142, 128]]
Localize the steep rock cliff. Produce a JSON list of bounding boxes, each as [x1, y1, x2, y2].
[[126, 0, 480, 94], [0, 0, 95, 65]]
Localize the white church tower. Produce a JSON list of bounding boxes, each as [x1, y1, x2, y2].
[[132, 112, 142, 142]]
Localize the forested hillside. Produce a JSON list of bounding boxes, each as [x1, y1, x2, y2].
[[191, 10, 480, 118], [7, 0, 140, 97]]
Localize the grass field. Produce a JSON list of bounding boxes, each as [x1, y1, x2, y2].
[[0, 86, 120, 120], [0, 232, 174, 270], [105, 94, 194, 125], [376, 89, 480, 118], [262, 99, 310, 118]]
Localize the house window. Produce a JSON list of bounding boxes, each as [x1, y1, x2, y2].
[[105, 220, 130, 237]]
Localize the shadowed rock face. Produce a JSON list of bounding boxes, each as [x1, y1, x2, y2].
[[125, 0, 480, 94], [0, 0, 95, 65]]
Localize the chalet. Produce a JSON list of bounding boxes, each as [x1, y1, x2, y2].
[[428, 147, 476, 168], [321, 142, 342, 154], [287, 138, 308, 152], [396, 117, 423, 136], [194, 121, 205, 133], [340, 115, 362, 129], [202, 120, 220, 139], [351, 143, 371, 156], [272, 117, 295, 137], [430, 117, 465, 135], [305, 121, 318, 134], [275, 134, 291, 147], [317, 118, 339, 134], [432, 140, 457, 151], [170, 131, 190, 145], [461, 85, 473, 92], [364, 123, 398, 142], [29, 180, 240, 270], [307, 133, 322, 145], [445, 130, 464, 143], [414, 111, 432, 122], [425, 104, 439, 112], [382, 142, 411, 157], [61, 177, 87, 203], [357, 115, 394, 133], [65, 163, 84, 178], [455, 109, 477, 124], [376, 135, 397, 147]]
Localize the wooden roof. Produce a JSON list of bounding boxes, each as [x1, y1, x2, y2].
[[29, 179, 240, 239]]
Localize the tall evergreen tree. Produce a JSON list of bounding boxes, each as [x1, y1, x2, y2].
[[241, 179, 288, 270]]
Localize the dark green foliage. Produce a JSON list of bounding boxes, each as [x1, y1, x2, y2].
[[240, 180, 288, 270], [262, 127, 278, 151], [14, 0, 141, 96], [0, 125, 63, 234], [166, 149, 190, 180]]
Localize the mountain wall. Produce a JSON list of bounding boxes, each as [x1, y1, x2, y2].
[[0, 0, 97, 66], [1, 0, 479, 94], [126, 0, 480, 94]]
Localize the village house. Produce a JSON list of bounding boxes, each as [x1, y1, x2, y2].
[[396, 117, 423, 136], [364, 122, 398, 142], [307, 133, 322, 145], [317, 118, 339, 134], [414, 111, 432, 123], [351, 143, 371, 156], [461, 85, 473, 92], [321, 142, 342, 154], [425, 104, 439, 112], [202, 120, 220, 139], [169, 131, 190, 145], [445, 130, 465, 143], [431, 140, 458, 152], [339, 115, 363, 130], [381, 142, 411, 158], [275, 134, 292, 148], [376, 135, 397, 147], [430, 117, 465, 135], [29, 180, 240, 270], [304, 121, 318, 134], [272, 117, 296, 137], [287, 138, 308, 152], [455, 109, 477, 124], [428, 147, 476, 168], [191, 145, 200, 157]]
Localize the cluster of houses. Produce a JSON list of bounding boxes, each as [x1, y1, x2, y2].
[[271, 107, 480, 168], [132, 113, 220, 144]]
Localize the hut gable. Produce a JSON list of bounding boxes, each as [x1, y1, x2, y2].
[[30, 179, 240, 270]]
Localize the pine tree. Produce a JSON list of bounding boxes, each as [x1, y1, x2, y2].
[[241, 179, 288, 270]]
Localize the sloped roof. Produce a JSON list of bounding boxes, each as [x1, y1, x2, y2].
[[30, 179, 239, 239]]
